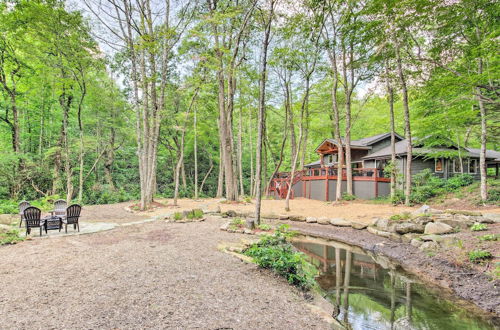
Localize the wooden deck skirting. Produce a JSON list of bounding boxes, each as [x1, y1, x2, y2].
[[269, 168, 389, 199]]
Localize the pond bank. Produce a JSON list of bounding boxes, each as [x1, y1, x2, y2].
[[283, 221, 500, 324]]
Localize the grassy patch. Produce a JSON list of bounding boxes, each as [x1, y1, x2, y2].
[[478, 234, 499, 241], [470, 223, 488, 231], [0, 228, 24, 245], [342, 193, 356, 201], [468, 250, 492, 263], [244, 225, 317, 289], [257, 223, 272, 231], [186, 209, 204, 219], [173, 212, 183, 221], [389, 212, 412, 221]]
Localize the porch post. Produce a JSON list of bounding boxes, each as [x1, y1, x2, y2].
[[320, 154, 325, 167], [374, 167, 378, 198], [496, 163, 499, 178], [325, 176, 329, 201]]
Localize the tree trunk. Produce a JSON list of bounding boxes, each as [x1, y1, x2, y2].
[[237, 99, 245, 196], [395, 44, 412, 206], [254, 0, 275, 225], [476, 87, 488, 201], [194, 106, 198, 199], [385, 61, 396, 200]]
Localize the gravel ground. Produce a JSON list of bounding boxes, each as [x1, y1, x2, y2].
[[0, 217, 330, 329]]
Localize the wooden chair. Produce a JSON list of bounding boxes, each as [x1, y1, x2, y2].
[[23, 206, 43, 236], [53, 199, 67, 218], [18, 201, 31, 227], [63, 204, 82, 233]]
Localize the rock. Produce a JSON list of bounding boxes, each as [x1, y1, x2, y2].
[[329, 218, 351, 227], [262, 213, 278, 219], [374, 218, 389, 231], [223, 210, 237, 218], [419, 241, 439, 251], [220, 222, 230, 231], [367, 226, 401, 241], [402, 233, 421, 243], [475, 216, 494, 224], [394, 222, 425, 234], [370, 218, 380, 226], [413, 204, 431, 215], [411, 239, 423, 248], [278, 214, 289, 220], [420, 234, 441, 242], [234, 228, 244, 234], [317, 217, 330, 225], [215, 206, 221, 214], [306, 217, 317, 223], [0, 214, 16, 225], [424, 222, 454, 235], [351, 222, 368, 230], [289, 215, 306, 222], [413, 216, 433, 226], [437, 218, 472, 230], [243, 228, 254, 235], [483, 213, 500, 223]]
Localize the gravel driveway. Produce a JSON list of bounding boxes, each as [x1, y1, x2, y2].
[[0, 217, 329, 329]]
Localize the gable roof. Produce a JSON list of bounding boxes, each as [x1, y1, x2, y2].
[[362, 139, 500, 161], [315, 132, 404, 153]]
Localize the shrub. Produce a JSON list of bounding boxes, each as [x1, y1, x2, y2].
[[478, 234, 498, 241], [231, 218, 244, 226], [342, 193, 356, 201], [468, 250, 492, 263], [445, 174, 474, 190], [173, 212, 183, 221], [186, 209, 204, 219], [0, 229, 24, 245], [470, 223, 488, 231], [244, 225, 317, 289], [257, 223, 272, 231], [243, 196, 252, 203]]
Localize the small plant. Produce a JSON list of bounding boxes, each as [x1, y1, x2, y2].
[[478, 234, 499, 241], [173, 212, 183, 221], [0, 229, 24, 245], [243, 196, 252, 203], [186, 209, 204, 219], [455, 239, 464, 249], [389, 212, 412, 221], [468, 250, 492, 263], [342, 193, 356, 201], [470, 223, 488, 231], [257, 223, 272, 231], [244, 224, 316, 289], [231, 217, 245, 226]]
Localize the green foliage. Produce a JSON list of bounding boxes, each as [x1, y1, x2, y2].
[[389, 212, 412, 221], [186, 209, 204, 219], [173, 212, 183, 221], [257, 223, 272, 231], [478, 234, 498, 242], [231, 218, 245, 226], [342, 193, 356, 201], [468, 250, 492, 263], [0, 200, 18, 214], [470, 223, 487, 231], [244, 225, 316, 289], [0, 228, 24, 245]]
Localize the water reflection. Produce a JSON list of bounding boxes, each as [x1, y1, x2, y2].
[[292, 238, 496, 330]]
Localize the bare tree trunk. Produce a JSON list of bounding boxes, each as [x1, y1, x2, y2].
[[477, 86, 488, 201], [395, 44, 412, 206], [237, 99, 245, 196], [254, 0, 275, 225], [249, 109, 254, 196], [194, 105, 198, 199], [199, 158, 214, 194], [385, 61, 396, 200], [216, 140, 224, 197]]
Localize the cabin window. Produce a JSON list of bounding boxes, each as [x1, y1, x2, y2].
[[469, 159, 478, 174], [435, 158, 444, 173], [453, 159, 462, 173]]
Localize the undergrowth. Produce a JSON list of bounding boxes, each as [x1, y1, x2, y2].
[[244, 224, 317, 289]]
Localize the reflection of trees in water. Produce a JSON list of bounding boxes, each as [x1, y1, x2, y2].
[[294, 241, 415, 329]]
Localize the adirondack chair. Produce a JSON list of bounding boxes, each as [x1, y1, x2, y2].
[[62, 204, 82, 233], [18, 201, 31, 227], [53, 199, 67, 217], [23, 206, 43, 236]]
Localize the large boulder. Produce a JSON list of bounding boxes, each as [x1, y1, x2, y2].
[[413, 204, 431, 215], [424, 222, 454, 235], [419, 241, 439, 251], [329, 218, 351, 227], [413, 216, 433, 226], [394, 222, 425, 234]]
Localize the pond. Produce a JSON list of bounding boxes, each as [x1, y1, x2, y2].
[[292, 236, 497, 330]]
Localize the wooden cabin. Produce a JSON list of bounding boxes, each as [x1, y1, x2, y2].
[[269, 132, 500, 201]]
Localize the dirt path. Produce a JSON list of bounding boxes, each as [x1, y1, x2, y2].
[[0, 217, 329, 329]]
